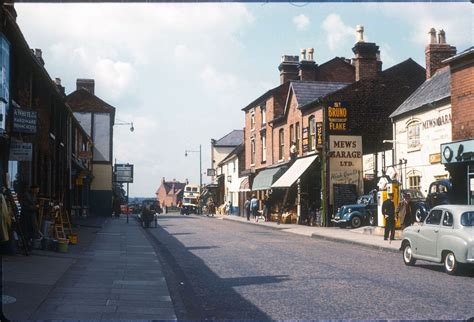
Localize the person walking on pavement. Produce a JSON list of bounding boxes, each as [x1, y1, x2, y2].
[[262, 196, 271, 222], [250, 195, 259, 222], [20, 184, 41, 248], [382, 192, 397, 241], [396, 193, 412, 229], [244, 197, 251, 221]]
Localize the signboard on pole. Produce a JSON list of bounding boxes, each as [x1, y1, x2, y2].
[[9, 142, 33, 161], [12, 106, 37, 134], [115, 164, 134, 183]]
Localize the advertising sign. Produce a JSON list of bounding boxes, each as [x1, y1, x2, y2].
[[0, 34, 10, 133], [207, 168, 216, 176], [327, 102, 349, 134], [302, 127, 309, 153], [9, 142, 33, 161], [12, 106, 37, 133], [441, 139, 474, 164], [316, 122, 323, 148], [115, 164, 134, 183], [328, 135, 363, 205]]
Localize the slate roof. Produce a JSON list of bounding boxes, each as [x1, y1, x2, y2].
[[213, 130, 244, 147], [218, 143, 244, 166], [66, 88, 116, 114], [290, 80, 350, 108], [242, 82, 289, 111], [443, 46, 474, 64], [390, 66, 450, 119]]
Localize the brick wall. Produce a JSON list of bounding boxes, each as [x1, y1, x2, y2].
[[450, 58, 474, 140], [314, 58, 355, 83], [425, 44, 457, 79]]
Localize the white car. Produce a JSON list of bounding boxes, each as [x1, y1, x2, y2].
[[401, 205, 474, 275]]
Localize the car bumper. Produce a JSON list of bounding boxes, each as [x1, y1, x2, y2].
[[332, 218, 348, 224]]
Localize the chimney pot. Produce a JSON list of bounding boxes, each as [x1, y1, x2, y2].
[[34, 49, 45, 66], [300, 48, 306, 61], [76, 79, 95, 95], [279, 55, 300, 84], [55, 78, 61, 86], [307, 48, 314, 61], [356, 25, 364, 42], [429, 28, 437, 44], [438, 29, 446, 44]]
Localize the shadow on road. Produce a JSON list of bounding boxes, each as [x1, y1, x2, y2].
[[143, 216, 276, 320]]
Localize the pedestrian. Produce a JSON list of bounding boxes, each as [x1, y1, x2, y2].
[[20, 184, 41, 248], [113, 195, 121, 218], [289, 141, 297, 162], [382, 192, 397, 241], [244, 197, 251, 221], [396, 193, 412, 229], [250, 195, 259, 222], [229, 201, 233, 215], [263, 196, 271, 222]]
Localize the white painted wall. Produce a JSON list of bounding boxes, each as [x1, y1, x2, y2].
[[221, 156, 240, 211], [393, 104, 452, 194], [211, 146, 235, 182]]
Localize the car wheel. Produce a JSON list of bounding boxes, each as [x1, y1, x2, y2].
[[403, 242, 416, 266], [444, 251, 459, 275], [369, 214, 377, 226], [350, 216, 362, 228]]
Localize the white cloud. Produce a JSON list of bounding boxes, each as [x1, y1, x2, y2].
[[321, 14, 355, 52], [93, 59, 138, 101], [199, 65, 238, 93], [293, 14, 310, 31], [379, 43, 396, 68]]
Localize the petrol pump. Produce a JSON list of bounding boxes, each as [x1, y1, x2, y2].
[[377, 181, 401, 228]]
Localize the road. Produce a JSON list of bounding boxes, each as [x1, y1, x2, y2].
[[145, 213, 473, 320]]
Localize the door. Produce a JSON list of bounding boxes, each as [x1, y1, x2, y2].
[[416, 209, 443, 258]]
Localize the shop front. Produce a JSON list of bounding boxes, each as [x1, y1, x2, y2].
[[272, 155, 321, 224], [251, 165, 287, 217], [227, 176, 250, 216], [441, 139, 474, 205]]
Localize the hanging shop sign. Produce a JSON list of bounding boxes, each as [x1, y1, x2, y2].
[[316, 122, 323, 148], [207, 168, 216, 176], [0, 99, 6, 133], [441, 139, 474, 164], [302, 127, 309, 153], [9, 142, 32, 161], [327, 102, 349, 134], [115, 163, 134, 183], [12, 106, 37, 134]]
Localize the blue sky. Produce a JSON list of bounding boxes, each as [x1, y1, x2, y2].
[[15, 2, 472, 197]]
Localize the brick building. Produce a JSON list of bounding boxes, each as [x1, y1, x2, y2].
[[441, 46, 474, 205], [155, 178, 187, 207]]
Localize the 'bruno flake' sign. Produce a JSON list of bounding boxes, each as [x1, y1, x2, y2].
[[327, 102, 349, 134], [13, 107, 37, 134]]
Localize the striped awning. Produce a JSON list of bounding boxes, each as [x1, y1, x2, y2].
[[252, 166, 287, 191]]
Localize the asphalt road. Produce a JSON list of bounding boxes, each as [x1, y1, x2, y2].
[[145, 213, 474, 320]]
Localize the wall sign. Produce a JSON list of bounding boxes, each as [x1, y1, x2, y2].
[[9, 142, 32, 161], [12, 106, 37, 133], [316, 122, 323, 148], [0, 34, 10, 134], [302, 127, 309, 153], [115, 164, 134, 183], [441, 139, 474, 164], [327, 102, 349, 134]]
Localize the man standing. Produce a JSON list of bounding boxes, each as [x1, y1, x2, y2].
[[382, 192, 396, 241], [21, 185, 40, 247], [250, 195, 259, 222], [244, 197, 251, 221]]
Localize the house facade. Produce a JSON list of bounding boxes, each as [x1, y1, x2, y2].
[[218, 144, 246, 215], [155, 178, 187, 207]]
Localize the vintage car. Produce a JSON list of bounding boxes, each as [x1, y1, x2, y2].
[[414, 180, 454, 222], [401, 205, 474, 275], [333, 191, 377, 228]]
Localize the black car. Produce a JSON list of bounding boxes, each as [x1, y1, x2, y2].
[[333, 190, 377, 228], [414, 179, 453, 222]]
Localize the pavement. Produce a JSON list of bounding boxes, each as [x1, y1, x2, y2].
[[217, 213, 404, 253], [1, 214, 176, 321]]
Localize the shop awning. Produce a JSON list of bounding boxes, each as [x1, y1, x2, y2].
[[252, 166, 287, 191], [229, 176, 249, 192], [272, 155, 318, 188]]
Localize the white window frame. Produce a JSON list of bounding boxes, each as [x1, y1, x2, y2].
[[261, 134, 267, 163], [250, 138, 256, 165], [250, 109, 256, 130], [279, 129, 284, 161], [261, 104, 266, 125], [408, 175, 421, 190], [407, 121, 421, 151]]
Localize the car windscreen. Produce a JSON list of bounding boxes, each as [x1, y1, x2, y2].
[[460, 212, 474, 226]]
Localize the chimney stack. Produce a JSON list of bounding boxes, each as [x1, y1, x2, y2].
[[425, 28, 456, 79], [34, 49, 44, 66], [278, 55, 299, 84], [351, 26, 380, 81], [54, 78, 65, 95], [298, 48, 317, 81], [76, 79, 95, 94]]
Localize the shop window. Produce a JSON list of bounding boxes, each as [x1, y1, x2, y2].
[[309, 116, 316, 151], [251, 138, 256, 165], [261, 134, 266, 163], [407, 122, 420, 150], [279, 129, 284, 161], [409, 176, 421, 190]]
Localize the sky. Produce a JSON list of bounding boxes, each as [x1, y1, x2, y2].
[[15, 2, 472, 197]]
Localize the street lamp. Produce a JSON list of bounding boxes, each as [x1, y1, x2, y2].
[[185, 144, 202, 214], [115, 120, 134, 132]]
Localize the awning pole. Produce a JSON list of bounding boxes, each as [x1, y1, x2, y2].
[[297, 178, 301, 224]]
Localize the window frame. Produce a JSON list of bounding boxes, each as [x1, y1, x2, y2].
[[250, 109, 256, 130], [278, 129, 284, 161], [309, 116, 316, 152], [261, 103, 266, 125], [442, 211, 454, 227], [295, 122, 300, 153], [407, 121, 421, 151], [408, 175, 421, 191], [250, 138, 256, 165], [261, 133, 266, 163], [425, 209, 443, 225]]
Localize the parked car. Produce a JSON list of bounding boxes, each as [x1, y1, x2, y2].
[[400, 189, 428, 224], [415, 180, 454, 222], [333, 191, 377, 228], [401, 205, 474, 275]]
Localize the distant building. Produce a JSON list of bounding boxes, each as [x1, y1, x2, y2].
[[66, 79, 116, 216], [155, 178, 187, 207]]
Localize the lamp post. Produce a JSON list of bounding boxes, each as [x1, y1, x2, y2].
[[185, 144, 202, 214]]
